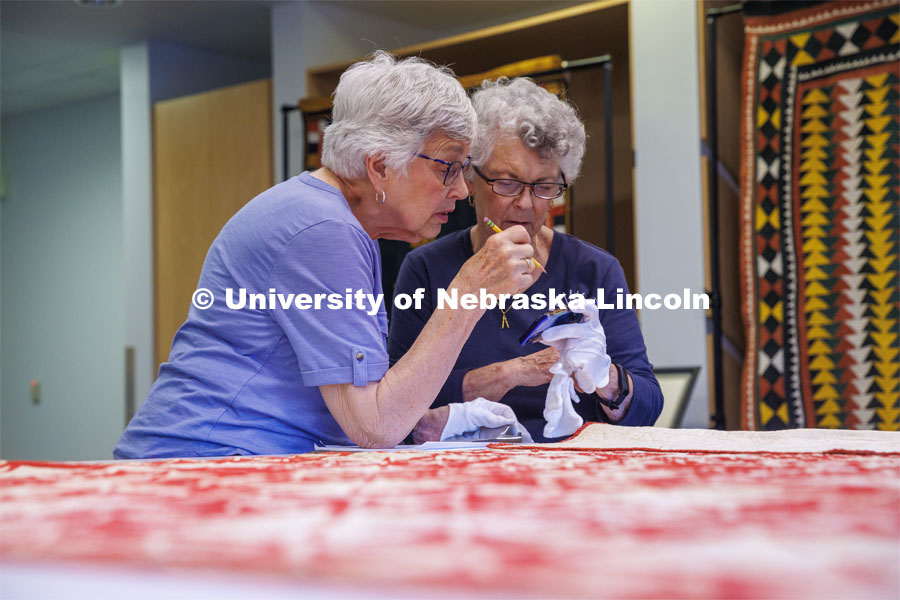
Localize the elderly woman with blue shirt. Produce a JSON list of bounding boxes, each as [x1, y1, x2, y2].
[[115, 53, 540, 458], [389, 78, 663, 443]]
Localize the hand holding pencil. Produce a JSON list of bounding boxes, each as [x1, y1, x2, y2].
[[450, 218, 539, 299], [484, 218, 547, 274]]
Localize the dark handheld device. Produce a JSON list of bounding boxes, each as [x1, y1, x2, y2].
[[519, 307, 583, 346], [442, 425, 523, 443]]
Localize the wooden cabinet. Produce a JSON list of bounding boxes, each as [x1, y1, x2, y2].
[[153, 78, 273, 368]]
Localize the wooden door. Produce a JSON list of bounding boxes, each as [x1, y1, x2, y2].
[[153, 78, 273, 368]]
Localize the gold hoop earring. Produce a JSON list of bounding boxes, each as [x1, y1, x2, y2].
[[467, 195, 475, 207], [376, 190, 386, 204]]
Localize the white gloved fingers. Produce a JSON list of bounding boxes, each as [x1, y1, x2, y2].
[[473, 398, 517, 419], [549, 360, 568, 376], [573, 367, 598, 393], [566, 344, 609, 365], [441, 399, 518, 441], [539, 321, 590, 344], [543, 371, 583, 438], [475, 409, 519, 429], [471, 399, 532, 442], [566, 345, 612, 391], [563, 301, 608, 342], [558, 375, 583, 433], [568, 299, 600, 323], [539, 312, 605, 346], [543, 371, 566, 423], [568, 373, 582, 404]]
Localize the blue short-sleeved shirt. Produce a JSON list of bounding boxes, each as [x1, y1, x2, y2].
[[114, 172, 389, 458]]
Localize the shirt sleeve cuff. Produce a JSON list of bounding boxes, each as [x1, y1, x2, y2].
[[300, 360, 389, 387], [615, 374, 663, 427]]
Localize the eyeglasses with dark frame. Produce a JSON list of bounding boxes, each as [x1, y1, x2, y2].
[[416, 154, 471, 186], [472, 165, 568, 200]]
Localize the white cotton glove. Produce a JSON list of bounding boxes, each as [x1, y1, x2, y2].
[[441, 398, 530, 442], [540, 301, 612, 392], [543, 362, 583, 438]]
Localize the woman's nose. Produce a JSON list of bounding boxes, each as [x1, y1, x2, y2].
[[514, 186, 536, 209], [448, 171, 469, 201]]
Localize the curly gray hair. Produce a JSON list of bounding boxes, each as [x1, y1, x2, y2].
[[469, 77, 586, 182], [321, 51, 476, 180]]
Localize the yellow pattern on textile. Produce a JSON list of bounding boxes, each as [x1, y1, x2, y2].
[[862, 74, 899, 431], [799, 85, 838, 428], [758, 105, 783, 131], [758, 401, 790, 426], [790, 33, 816, 66]]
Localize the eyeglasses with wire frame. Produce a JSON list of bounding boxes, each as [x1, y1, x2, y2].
[[416, 154, 471, 186], [472, 165, 568, 200]]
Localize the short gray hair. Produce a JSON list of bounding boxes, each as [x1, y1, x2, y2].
[[321, 51, 476, 180], [469, 77, 586, 182]]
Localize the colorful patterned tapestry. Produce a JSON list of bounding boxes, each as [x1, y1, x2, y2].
[[2, 424, 898, 599], [740, 1, 900, 430]]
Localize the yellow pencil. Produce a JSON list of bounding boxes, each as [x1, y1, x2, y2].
[[484, 217, 547, 274]]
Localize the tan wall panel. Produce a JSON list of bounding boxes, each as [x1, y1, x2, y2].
[[154, 78, 273, 369]]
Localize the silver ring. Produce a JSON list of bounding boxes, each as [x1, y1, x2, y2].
[[523, 258, 533, 271]]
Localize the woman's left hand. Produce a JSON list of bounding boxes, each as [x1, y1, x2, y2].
[[510, 347, 560, 387], [411, 400, 523, 443], [460, 347, 559, 402]]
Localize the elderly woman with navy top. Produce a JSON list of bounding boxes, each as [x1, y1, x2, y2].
[[389, 77, 663, 443], [115, 53, 540, 458]]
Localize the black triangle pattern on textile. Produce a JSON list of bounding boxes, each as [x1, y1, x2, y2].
[[874, 17, 898, 43]]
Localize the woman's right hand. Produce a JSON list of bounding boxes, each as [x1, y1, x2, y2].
[[453, 226, 538, 297]]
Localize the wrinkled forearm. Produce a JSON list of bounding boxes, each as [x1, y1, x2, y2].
[[323, 300, 484, 448], [461, 360, 517, 402]]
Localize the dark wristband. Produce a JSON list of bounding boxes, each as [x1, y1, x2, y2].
[[597, 363, 630, 410]]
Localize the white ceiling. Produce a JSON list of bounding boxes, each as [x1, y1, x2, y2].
[[0, 0, 586, 118]]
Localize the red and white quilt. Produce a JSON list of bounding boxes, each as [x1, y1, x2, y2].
[[2, 424, 898, 599]]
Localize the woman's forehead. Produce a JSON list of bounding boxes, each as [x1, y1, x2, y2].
[[423, 134, 467, 157], [485, 138, 558, 177]]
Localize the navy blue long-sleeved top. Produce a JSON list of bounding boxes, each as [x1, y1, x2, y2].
[[387, 228, 663, 442]]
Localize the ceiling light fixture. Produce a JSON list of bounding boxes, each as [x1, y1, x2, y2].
[[74, 0, 123, 7]]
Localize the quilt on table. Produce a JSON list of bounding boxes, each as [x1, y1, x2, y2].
[[2, 424, 898, 599], [740, 0, 900, 430]]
